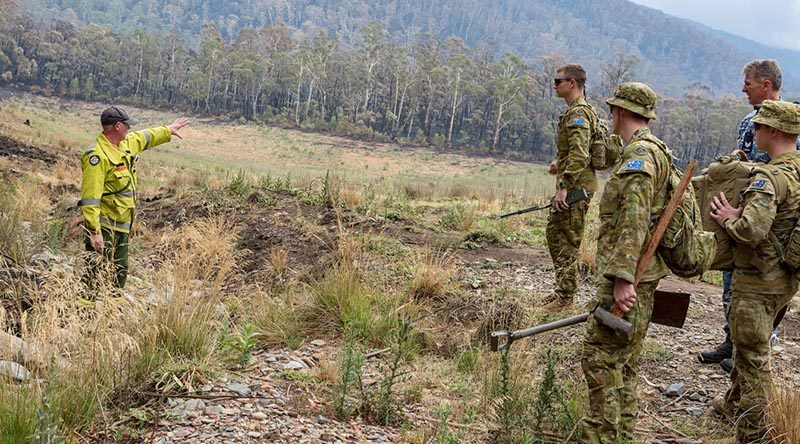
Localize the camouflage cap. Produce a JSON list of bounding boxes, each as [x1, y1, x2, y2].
[[752, 100, 800, 134], [606, 82, 657, 120]]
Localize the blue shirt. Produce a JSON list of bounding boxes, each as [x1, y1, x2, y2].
[[739, 105, 800, 163]]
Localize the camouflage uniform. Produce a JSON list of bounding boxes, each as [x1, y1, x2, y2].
[[580, 83, 671, 443], [719, 106, 800, 329], [547, 95, 598, 303], [721, 101, 800, 443]]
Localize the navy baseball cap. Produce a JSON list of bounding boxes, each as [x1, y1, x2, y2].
[[100, 106, 138, 126]]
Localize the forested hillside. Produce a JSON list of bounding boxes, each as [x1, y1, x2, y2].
[[27, 0, 800, 95], [3, 1, 792, 163]]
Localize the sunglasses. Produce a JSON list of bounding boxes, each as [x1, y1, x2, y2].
[[553, 78, 574, 86]]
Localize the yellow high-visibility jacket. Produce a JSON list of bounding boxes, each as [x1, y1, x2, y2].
[[79, 127, 172, 233]]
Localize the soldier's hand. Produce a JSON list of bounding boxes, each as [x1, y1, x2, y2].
[[613, 278, 637, 313], [548, 160, 557, 175], [169, 117, 190, 140], [553, 188, 569, 212], [710, 192, 742, 227], [89, 233, 104, 253]]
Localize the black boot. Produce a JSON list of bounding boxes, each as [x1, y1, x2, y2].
[[698, 333, 732, 364], [720, 358, 733, 374]]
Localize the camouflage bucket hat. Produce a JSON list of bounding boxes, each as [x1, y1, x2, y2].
[[606, 82, 657, 120], [752, 100, 800, 134]]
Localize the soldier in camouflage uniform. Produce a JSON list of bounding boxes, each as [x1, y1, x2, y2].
[[545, 64, 598, 308], [707, 100, 800, 444], [579, 82, 671, 443], [700, 60, 798, 372]]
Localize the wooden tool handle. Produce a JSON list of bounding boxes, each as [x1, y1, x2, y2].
[[613, 160, 699, 318]]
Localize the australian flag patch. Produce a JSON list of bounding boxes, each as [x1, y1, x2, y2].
[[571, 117, 586, 126], [625, 159, 644, 171], [750, 179, 767, 189]]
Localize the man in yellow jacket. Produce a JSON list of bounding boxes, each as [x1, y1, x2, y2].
[[80, 106, 189, 289]]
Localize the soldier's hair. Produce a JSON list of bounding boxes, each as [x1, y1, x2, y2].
[[743, 60, 782, 91], [557, 64, 587, 88]]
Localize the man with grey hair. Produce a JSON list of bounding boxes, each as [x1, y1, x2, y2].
[[699, 59, 797, 372]]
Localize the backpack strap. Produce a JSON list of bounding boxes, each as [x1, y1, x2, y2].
[[749, 164, 797, 266], [571, 102, 599, 135]]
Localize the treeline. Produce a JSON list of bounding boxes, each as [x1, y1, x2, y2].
[[0, 12, 750, 164]]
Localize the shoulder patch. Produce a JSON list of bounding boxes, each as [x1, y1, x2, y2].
[[89, 155, 100, 166], [745, 176, 775, 195], [634, 146, 647, 155], [625, 159, 644, 170], [568, 117, 588, 127]]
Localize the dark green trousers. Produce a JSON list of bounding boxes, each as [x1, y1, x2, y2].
[[84, 227, 130, 289]]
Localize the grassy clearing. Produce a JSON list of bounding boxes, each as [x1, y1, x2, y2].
[[3, 93, 799, 443]]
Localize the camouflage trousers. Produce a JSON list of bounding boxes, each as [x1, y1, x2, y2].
[[579, 279, 659, 444], [546, 200, 588, 301], [724, 290, 794, 443]]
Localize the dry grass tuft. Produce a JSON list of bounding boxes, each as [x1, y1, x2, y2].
[[410, 252, 454, 300], [251, 288, 304, 349], [338, 186, 362, 211], [270, 247, 289, 275], [767, 383, 800, 443]]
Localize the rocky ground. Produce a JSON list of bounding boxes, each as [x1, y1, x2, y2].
[[140, 244, 800, 443]]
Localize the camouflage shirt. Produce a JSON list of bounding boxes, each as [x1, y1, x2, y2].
[[556, 95, 598, 194], [727, 150, 800, 295], [596, 127, 671, 284], [738, 106, 800, 163]]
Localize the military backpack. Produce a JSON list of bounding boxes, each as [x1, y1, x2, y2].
[[692, 156, 800, 271], [643, 134, 716, 278], [574, 103, 621, 170]]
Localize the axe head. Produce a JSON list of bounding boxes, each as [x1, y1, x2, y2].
[[593, 306, 634, 336]]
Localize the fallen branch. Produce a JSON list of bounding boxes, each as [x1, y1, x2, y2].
[[139, 390, 276, 401], [365, 347, 391, 359], [658, 391, 688, 412], [641, 407, 688, 438]]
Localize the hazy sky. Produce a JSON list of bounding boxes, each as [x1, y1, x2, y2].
[[630, 0, 800, 51]]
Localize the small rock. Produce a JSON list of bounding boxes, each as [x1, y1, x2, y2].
[[252, 412, 268, 420], [31, 250, 58, 266], [317, 415, 328, 424], [685, 407, 704, 416], [199, 384, 214, 392], [688, 392, 704, 402], [226, 382, 252, 396], [183, 399, 206, 411], [247, 432, 263, 438], [266, 356, 278, 363], [310, 339, 326, 347], [665, 383, 685, 397], [204, 405, 224, 416], [248, 384, 261, 393], [172, 427, 193, 439], [0, 361, 30, 382], [284, 360, 306, 370]]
